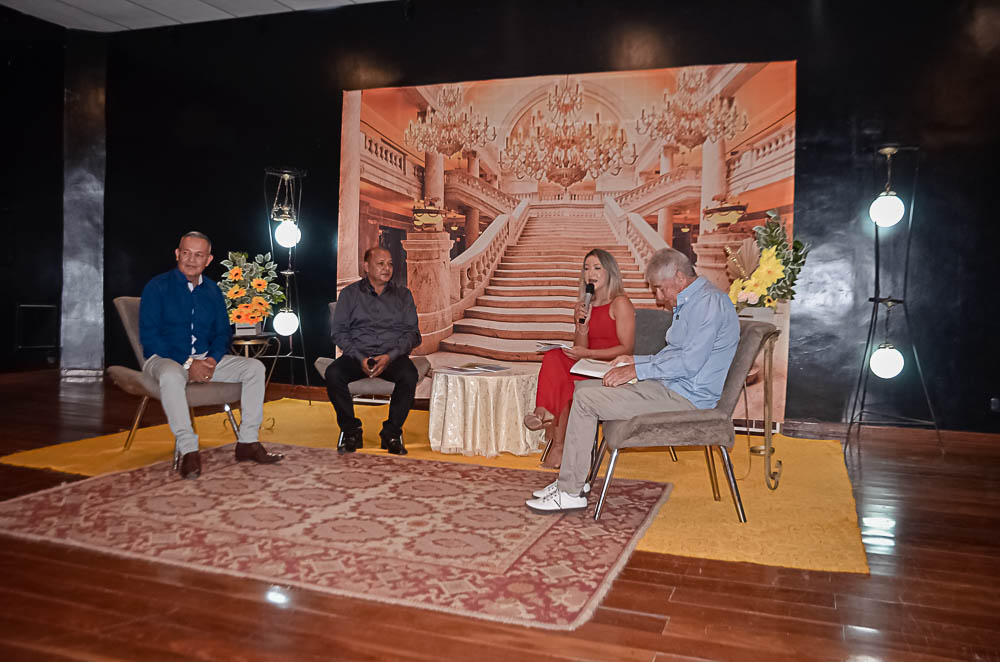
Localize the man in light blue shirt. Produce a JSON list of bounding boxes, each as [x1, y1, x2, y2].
[[527, 248, 739, 513]]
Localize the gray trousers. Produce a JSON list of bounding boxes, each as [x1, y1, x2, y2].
[[558, 379, 696, 495], [143, 354, 266, 455]]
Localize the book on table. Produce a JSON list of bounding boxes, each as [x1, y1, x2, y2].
[[459, 363, 508, 372], [435, 363, 510, 376]]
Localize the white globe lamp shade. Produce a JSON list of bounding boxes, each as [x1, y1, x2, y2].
[[869, 344, 904, 379], [273, 310, 300, 336], [869, 192, 905, 227], [275, 220, 301, 248]]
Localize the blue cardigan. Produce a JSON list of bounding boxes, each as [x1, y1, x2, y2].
[[139, 268, 231, 364]]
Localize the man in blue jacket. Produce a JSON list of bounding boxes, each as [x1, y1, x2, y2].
[[326, 246, 421, 455], [140, 231, 283, 479]]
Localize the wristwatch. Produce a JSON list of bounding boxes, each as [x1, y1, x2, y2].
[[183, 356, 195, 370]]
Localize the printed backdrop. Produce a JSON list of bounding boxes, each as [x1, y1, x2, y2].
[[337, 61, 795, 422]]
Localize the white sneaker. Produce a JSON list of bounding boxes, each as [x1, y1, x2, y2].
[[531, 480, 590, 498], [526, 489, 588, 513]]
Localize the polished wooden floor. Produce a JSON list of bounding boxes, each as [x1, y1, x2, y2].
[[1, 370, 998, 661]]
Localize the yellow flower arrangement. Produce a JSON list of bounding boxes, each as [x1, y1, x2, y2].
[[724, 211, 810, 311], [219, 252, 285, 326]]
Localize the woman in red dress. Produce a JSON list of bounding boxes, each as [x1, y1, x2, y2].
[[525, 248, 635, 468]]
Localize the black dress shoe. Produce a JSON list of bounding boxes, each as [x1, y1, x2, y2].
[[338, 429, 363, 454], [178, 451, 201, 479], [381, 437, 407, 455], [235, 441, 283, 463]]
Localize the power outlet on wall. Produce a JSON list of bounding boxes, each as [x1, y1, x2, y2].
[[991, 397, 1000, 413]]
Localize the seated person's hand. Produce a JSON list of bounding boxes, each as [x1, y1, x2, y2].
[[562, 345, 589, 360], [366, 354, 391, 378], [573, 302, 590, 328], [188, 359, 215, 382], [611, 354, 635, 366], [602, 363, 637, 387]]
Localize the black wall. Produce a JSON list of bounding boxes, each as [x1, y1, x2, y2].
[[96, 0, 999, 431], [0, 8, 65, 371]]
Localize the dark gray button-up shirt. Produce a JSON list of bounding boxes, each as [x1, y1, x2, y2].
[[332, 278, 421, 362]]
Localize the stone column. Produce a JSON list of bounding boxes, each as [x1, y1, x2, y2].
[[694, 137, 734, 290], [401, 231, 454, 354], [61, 33, 106, 382], [657, 207, 674, 244], [337, 90, 362, 293], [659, 145, 675, 176], [699, 137, 727, 229], [465, 150, 480, 178], [424, 151, 445, 205], [465, 207, 481, 246]]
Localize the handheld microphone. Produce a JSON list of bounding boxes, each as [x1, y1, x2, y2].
[[579, 283, 595, 323]]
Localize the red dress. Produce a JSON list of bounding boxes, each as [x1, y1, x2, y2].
[[535, 302, 620, 419]]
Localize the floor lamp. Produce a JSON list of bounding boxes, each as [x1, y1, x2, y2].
[[845, 145, 941, 467], [264, 167, 312, 399]]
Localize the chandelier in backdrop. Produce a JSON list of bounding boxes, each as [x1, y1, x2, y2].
[[637, 67, 748, 150], [500, 78, 638, 188], [404, 85, 496, 157]]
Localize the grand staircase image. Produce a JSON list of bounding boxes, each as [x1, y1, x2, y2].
[[439, 214, 657, 362]]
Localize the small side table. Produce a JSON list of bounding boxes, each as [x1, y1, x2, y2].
[[428, 364, 545, 458], [231, 332, 279, 359]]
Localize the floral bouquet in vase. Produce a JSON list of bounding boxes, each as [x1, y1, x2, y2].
[[219, 252, 285, 335], [726, 210, 809, 312]]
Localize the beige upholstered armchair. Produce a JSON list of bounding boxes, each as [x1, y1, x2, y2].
[[106, 296, 243, 450], [592, 320, 780, 523]]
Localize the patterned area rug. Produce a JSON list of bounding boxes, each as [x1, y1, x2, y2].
[[0, 443, 670, 630]]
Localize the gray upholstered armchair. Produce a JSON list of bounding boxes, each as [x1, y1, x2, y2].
[[106, 296, 243, 451], [313, 302, 431, 402], [592, 320, 780, 523]]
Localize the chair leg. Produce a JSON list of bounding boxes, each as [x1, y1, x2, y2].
[[586, 437, 607, 486], [668, 447, 678, 462], [704, 446, 721, 501], [123, 396, 150, 452], [718, 446, 747, 523], [223, 403, 241, 439], [539, 436, 554, 464], [594, 449, 621, 521]]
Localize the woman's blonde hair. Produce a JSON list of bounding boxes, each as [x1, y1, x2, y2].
[[579, 248, 626, 300]]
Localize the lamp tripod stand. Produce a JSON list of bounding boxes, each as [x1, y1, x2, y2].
[[845, 145, 941, 468], [263, 167, 312, 400]]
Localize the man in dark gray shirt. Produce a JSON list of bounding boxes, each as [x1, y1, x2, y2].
[[326, 247, 421, 455]]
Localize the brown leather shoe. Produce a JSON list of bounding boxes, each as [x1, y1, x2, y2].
[[178, 451, 201, 479], [235, 441, 283, 464]]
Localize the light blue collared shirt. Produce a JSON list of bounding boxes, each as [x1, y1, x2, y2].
[[633, 276, 739, 409]]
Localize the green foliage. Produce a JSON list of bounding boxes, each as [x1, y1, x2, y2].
[[753, 210, 810, 302]]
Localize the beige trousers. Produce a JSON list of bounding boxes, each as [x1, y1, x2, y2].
[[557, 379, 696, 495]]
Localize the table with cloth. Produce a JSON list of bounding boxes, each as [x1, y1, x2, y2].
[[428, 364, 545, 457]]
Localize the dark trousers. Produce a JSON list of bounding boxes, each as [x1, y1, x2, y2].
[[324, 354, 418, 441]]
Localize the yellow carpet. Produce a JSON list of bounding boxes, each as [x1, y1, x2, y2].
[[1, 398, 867, 574]]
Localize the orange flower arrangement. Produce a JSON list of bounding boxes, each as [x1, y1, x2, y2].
[[219, 252, 284, 327]]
